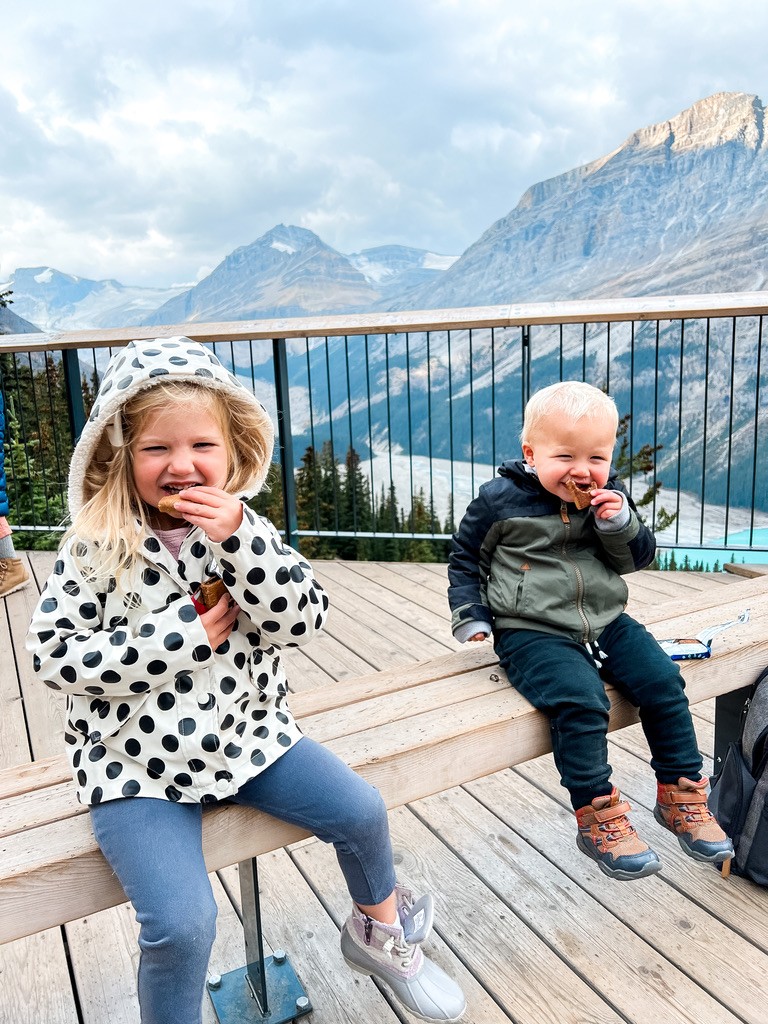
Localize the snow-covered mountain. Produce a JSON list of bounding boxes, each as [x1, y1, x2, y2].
[[3, 92, 766, 515], [143, 227, 458, 326], [347, 244, 457, 302], [4, 232, 458, 333], [142, 225, 379, 325], [1, 267, 187, 333]]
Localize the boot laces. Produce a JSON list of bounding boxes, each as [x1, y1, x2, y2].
[[382, 933, 415, 968], [677, 801, 713, 825], [599, 813, 635, 843]]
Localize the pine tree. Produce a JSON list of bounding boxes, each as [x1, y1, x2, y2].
[[337, 446, 373, 559], [293, 445, 326, 559], [401, 488, 438, 561], [248, 461, 284, 526], [1, 353, 72, 548], [2, 393, 66, 548], [372, 482, 401, 560]]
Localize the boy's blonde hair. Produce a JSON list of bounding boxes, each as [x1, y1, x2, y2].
[[69, 380, 271, 583], [521, 381, 618, 445]]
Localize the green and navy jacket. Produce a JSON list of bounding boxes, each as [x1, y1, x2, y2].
[[448, 459, 657, 644]]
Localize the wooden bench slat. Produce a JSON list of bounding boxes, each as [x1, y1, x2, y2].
[[0, 781, 85, 840], [1, 579, 764, 945], [0, 754, 72, 800]]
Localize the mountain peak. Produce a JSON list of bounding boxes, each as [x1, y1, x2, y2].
[[625, 91, 764, 155]]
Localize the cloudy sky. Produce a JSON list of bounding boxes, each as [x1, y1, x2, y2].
[[2, 0, 767, 288]]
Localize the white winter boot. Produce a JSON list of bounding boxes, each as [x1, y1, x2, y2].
[[340, 884, 466, 1022]]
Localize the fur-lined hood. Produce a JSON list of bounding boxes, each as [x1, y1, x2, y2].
[[67, 337, 275, 517]]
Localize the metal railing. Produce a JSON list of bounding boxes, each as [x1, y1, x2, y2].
[[1, 292, 766, 563]]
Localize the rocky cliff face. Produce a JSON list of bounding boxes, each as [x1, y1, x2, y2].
[[397, 92, 768, 310], [0, 303, 40, 335]]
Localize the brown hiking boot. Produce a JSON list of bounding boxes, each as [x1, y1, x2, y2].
[[654, 777, 734, 864], [576, 786, 661, 880], [0, 557, 30, 598]]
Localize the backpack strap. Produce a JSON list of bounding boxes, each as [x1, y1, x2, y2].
[[733, 666, 768, 875], [742, 665, 768, 772]]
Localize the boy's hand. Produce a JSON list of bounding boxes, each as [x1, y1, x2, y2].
[[199, 593, 240, 649], [590, 488, 624, 520], [468, 632, 488, 642], [172, 487, 243, 541]]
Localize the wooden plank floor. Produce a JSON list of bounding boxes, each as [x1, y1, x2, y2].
[[3, 553, 766, 1024]]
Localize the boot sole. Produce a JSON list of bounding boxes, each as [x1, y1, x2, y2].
[[576, 833, 662, 880], [342, 956, 466, 1022], [653, 806, 734, 863], [0, 579, 30, 598]]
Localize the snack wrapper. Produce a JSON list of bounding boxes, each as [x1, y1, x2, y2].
[[658, 608, 750, 660]]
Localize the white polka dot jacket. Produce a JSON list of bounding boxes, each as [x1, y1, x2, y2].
[[26, 338, 329, 806]]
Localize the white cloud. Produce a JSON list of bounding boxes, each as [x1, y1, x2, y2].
[[1, 0, 768, 286]]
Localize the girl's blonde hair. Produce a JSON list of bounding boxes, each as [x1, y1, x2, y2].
[[521, 380, 618, 445], [67, 380, 271, 583]]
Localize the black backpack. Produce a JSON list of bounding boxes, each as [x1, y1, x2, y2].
[[710, 666, 768, 884]]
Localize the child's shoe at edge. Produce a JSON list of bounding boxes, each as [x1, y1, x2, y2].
[[654, 776, 734, 864], [575, 787, 662, 880], [340, 891, 466, 1022], [0, 557, 30, 598]]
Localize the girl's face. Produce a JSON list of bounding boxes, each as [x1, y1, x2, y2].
[[132, 405, 229, 527], [522, 414, 615, 503]]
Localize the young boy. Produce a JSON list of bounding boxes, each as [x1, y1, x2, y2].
[[448, 381, 733, 881]]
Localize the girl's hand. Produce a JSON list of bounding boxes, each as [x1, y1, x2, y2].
[[199, 593, 240, 649], [173, 487, 243, 541], [590, 488, 624, 520]]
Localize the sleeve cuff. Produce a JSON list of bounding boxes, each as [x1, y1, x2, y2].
[[454, 620, 493, 643], [593, 492, 631, 532]]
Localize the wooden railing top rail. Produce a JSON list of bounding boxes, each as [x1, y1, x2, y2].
[[3, 290, 768, 353]]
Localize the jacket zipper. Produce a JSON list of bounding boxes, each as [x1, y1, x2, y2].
[[560, 502, 592, 642]]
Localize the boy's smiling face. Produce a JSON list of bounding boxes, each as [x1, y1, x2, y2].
[[522, 414, 616, 504]]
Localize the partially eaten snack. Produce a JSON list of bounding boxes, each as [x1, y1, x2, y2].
[[198, 576, 227, 608], [157, 494, 186, 519], [566, 479, 597, 509]]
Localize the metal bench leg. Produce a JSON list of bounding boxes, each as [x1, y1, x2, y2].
[[207, 857, 313, 1023]]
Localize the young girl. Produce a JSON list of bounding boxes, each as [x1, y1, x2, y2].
[[27, 338, 465, 1024]]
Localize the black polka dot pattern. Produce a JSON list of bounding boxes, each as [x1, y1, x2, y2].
[[28, 484, 329, 808]]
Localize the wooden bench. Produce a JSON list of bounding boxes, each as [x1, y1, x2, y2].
[[2, 575, 766, 1016]]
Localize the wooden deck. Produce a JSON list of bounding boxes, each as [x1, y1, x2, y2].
[[2, 553, 767, 1024]]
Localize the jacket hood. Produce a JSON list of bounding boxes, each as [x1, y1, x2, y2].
[[497, 459, 538, 484], [67, 337, 275, 517]]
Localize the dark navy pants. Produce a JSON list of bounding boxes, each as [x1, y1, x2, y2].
[[494, 613, 703, 809]]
